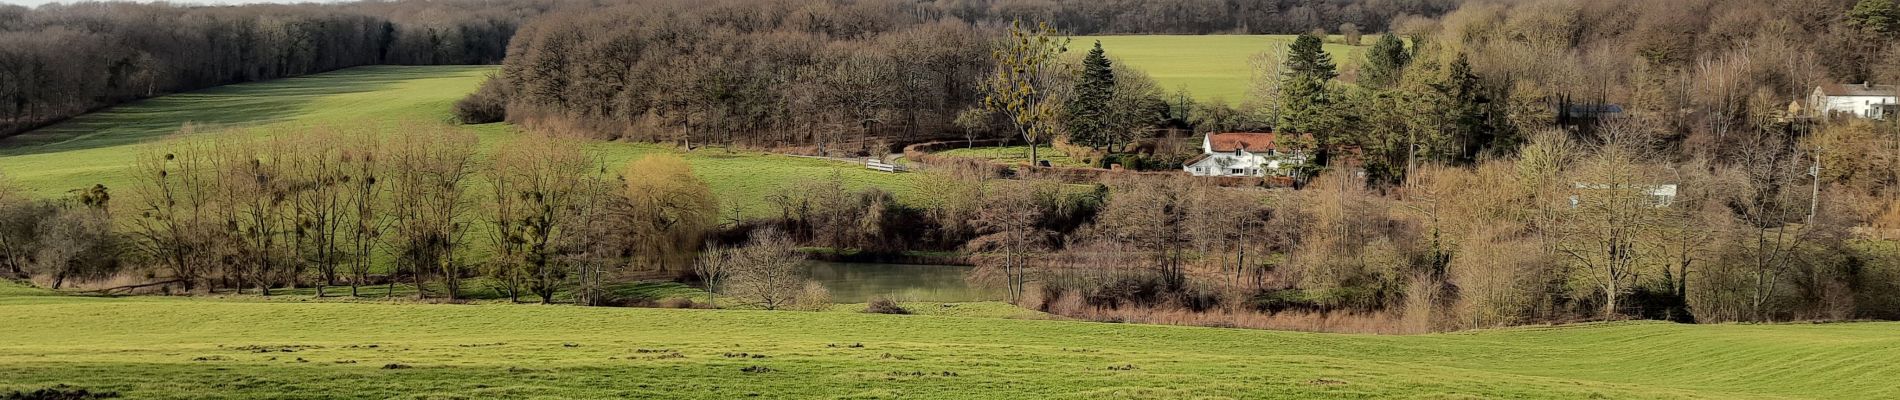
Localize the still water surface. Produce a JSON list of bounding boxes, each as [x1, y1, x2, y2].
[[802, 261, 1003, 303]]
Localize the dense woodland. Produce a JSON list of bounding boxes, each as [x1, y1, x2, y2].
[[0, 0, 587, 137], [6, 0, 1900, 333]]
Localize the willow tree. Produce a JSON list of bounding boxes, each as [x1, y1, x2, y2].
[[622, 155, 718, 274], [982, 19, 1068, 166]]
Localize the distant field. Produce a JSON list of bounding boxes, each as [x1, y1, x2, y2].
[[1077, 35, 1369, 103], [2, 281, 1896, 399], [934, 144, 1089, 167], [0, 65, 931, 219]]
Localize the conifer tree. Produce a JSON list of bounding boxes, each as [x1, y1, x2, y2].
[[1278, 33, 1340, 157], [1361, 34, 1411, 89], [1066, 41, 1116, 150]]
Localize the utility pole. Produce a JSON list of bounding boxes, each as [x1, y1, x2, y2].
[[1808, 148, 1821, 225]]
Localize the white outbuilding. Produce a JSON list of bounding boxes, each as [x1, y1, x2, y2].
[[1810, 83, 1898, 119]]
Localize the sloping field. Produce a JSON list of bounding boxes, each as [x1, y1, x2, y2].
[[0, 65, 928, 218], [0, 284, 1894, 399], [1079, 35, 1368, 103]]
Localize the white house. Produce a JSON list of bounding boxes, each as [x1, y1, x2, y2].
[[1569, 183, 1678, 208], [1182, 133, 1303, 177], [1810, 83, 1898, 119]]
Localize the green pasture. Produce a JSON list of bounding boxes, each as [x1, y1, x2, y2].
[[1077, 34, 1370, 103], [1, 281, 1894, 399], [0, 65, 932, 220]]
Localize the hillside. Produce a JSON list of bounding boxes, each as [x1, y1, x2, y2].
[[0, 287, 1894, 399], [1079, 35, 1369, 103], [0, 65, 931, 218]]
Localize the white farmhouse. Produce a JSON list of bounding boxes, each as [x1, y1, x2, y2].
[[1182, 133, 1303, 177], [1810, 83, 1898, 119]]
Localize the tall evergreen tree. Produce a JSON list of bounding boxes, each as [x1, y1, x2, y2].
[[1283, 34, 1338, 81], [1850, 0, 1900, 36], [1066, 41, 1117, 150], [1436, 52, 1498, 162], [1278, 33, 1341, 159], [1361, 34, 1411, 89]]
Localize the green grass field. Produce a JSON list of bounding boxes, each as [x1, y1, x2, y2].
[[2, 281, 1895, 399], [935, 144, 1089, 168], [1078, 35, 1369, 103], [0, 65, 932, 219]]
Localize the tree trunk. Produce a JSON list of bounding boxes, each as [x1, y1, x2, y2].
[[413, 267, 426, 300]]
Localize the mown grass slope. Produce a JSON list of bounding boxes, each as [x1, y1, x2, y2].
[[1079, 35, 1368, 103], [1, 288, 1894, 399], [0, 65, 930, 218]]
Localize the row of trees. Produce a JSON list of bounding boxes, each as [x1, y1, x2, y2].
[[116, 124, 721, 303], [940, 0, 1461, 36], [0, 0, 572, 137]]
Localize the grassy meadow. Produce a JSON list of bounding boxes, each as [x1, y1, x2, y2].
[[5, 59, 1897, 400], [0, 65, 932, 219], [1078, 35, 1369, 103], [3, 281, 1897, 399], [934, 144, 1089, 168]]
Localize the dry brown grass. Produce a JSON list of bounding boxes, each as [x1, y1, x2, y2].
[[1042, 292, 1426, 334]]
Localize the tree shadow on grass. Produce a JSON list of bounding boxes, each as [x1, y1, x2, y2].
[[0, 66, 481, 156]]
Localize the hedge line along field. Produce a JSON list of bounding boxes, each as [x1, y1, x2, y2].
[[1079, 35, 1369, 103], [0, 65, 930, 219], [1, 282, 1896, 399]]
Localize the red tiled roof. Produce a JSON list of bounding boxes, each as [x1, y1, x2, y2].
[[1207, 133, 1278, 153]]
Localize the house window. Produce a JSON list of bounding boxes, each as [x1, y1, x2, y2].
[[1230, 168, 1243, 174]]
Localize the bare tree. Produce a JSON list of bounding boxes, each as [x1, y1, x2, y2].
[[130, 138, 219, 293], [286, 129, 350, 297], [387, 125, 478, 300], [340, 132, 386, 297], [968, 180, 1055, 303], [486, 134, 597, 303], [33, 207, 124, 289], [726, 228, 806, 310], [693, 245, 733, 307], [1558, 118, 1665, 317]]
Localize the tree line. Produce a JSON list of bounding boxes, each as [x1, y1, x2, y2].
[[0, 0, 576, 138], [0, 123, 735, 305]]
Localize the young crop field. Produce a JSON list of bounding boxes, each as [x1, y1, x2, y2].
[[1078, 35, 1369, 103], [0, 65, 932, 219], [2, 282, 1895, 399]]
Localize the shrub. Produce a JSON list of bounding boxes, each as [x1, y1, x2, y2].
[[452, 77, 507, 124], [864, 297, 910, 314], [794, 281, 831, 311]]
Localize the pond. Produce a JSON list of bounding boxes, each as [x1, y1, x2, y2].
[[802, 261, 1003, 303]]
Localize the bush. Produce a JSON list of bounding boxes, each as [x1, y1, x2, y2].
[[794, 281, 831, 311], [452, 77, 507, 124], [864, 297, 910, 314]]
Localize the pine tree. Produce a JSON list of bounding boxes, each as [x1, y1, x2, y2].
[[1438, 53, 1495, 162], [1850, 0, 1900, 36], [1284, 34, 1337, 80], [1066, 41, 1116, 150], [1278, 34, 1340, 154], [1361, 34, 1410, 89]]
